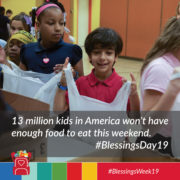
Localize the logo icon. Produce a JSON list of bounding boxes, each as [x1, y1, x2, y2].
[[11, 150, 31, 175]]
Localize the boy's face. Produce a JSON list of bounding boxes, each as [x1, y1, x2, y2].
[[6, 12, 12, 18], [89, 45, 117, 77]]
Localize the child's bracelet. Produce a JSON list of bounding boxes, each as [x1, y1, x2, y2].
[[57, 82, 67, 91]]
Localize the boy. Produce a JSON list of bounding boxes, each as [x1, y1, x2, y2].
[[6, 9, 13, 19], [54, 27, 139, 112]]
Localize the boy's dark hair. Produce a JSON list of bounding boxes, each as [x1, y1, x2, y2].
[[0, 6, 5, 15], [6, 9, 13, 14], [85, 27, 123, 56]]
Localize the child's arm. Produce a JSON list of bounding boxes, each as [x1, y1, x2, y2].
[[53, 58, 69, 113], [53, 84, 68, 112], [143, 68, 180, 111], [141, 68, 180, 135]]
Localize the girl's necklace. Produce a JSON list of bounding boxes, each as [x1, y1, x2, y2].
[[43, 57, 50, 64]]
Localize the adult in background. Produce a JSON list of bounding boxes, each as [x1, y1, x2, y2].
[[0, 6, 10, 41]]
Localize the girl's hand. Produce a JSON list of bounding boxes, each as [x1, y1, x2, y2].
[[53, 64, 63, 74], [122, 73, 138, 96], [60, 57, 69, 86], [59, 57, 76, 86], [130, 73, 138, 96]]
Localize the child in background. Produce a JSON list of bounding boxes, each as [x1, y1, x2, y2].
[[10, 12, 32, 35], [140, 17, 180, 112], [19, 0, 83, 76], [0, 31, 36, 67], [7, 30, 36, 66], [6, 9, 13, 19], [138, 16, 180, 156], [54, 27, 139, 112]]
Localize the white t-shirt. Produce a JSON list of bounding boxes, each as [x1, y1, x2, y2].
[[140, 53, 180, 136]]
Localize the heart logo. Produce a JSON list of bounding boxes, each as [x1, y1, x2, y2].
[[18, 160, 25, 166], [43, 58, 50, 64]]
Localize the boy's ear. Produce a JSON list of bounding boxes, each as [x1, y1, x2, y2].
[[88, 55, 93, 65], [113, 55, 118, 66], [115, 55, 118, 62]]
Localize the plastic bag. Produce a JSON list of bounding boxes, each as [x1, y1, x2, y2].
[[64, 64, 131, 145], [1, 62, 61, 110], [34, 72, 62, 111], [1, 64, 44, 99], [8, 60, 54, 83], [64, 64, 131, 111]]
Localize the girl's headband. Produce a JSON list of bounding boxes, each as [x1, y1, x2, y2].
[[36, 4, 59, 18]]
